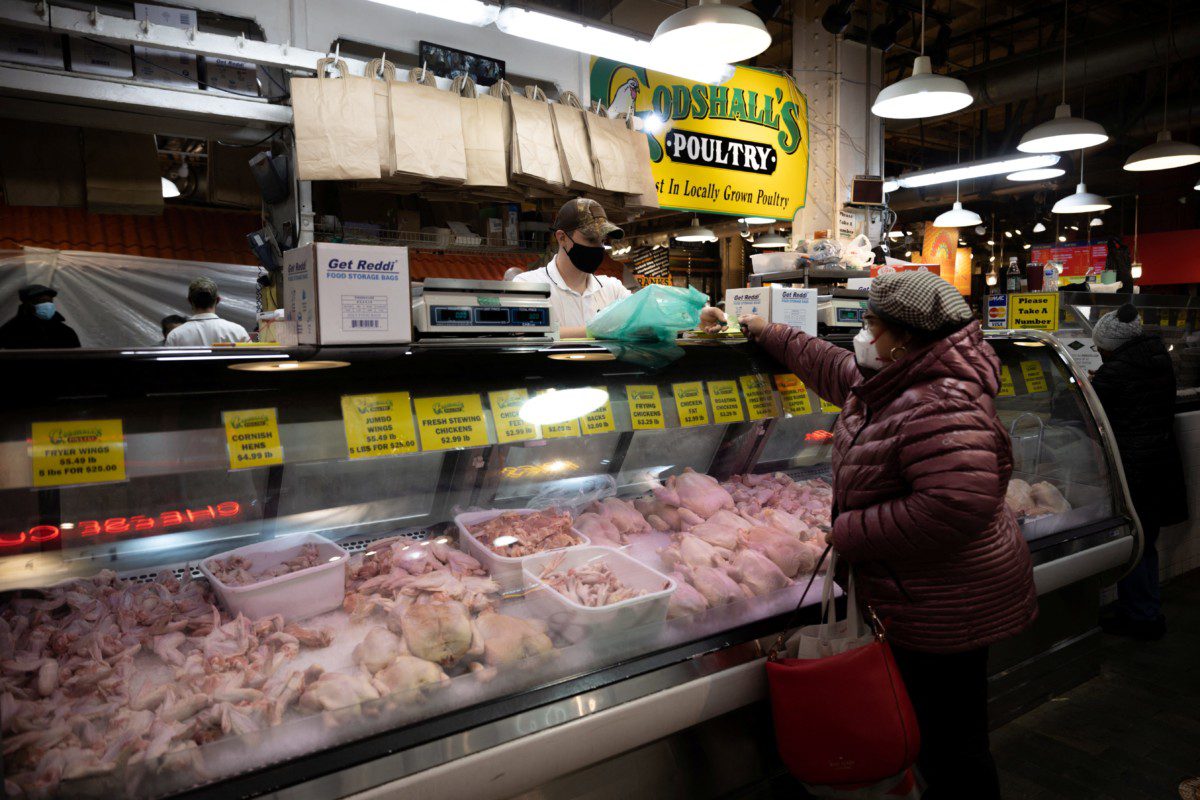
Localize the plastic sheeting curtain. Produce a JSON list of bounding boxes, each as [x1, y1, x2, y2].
[[0, 248, 258, 348]]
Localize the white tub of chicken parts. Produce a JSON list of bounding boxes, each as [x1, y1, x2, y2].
[[199, 532, 349, 623], [522, 546, 676, 644], [454, 508, 590, 594]]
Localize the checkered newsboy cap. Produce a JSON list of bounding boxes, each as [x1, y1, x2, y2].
[[868, 269, 973, 335]]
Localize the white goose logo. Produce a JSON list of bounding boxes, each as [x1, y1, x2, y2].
[[609, 78, 640, 117]]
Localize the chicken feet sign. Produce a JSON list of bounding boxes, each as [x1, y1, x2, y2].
[[590, 59, 809, 220]]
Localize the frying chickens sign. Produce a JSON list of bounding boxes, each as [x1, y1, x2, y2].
[[590, 59, 809, 219]]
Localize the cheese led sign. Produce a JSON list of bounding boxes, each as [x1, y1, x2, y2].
[[591, 59, 809, 220], [1, 500, 244, 554]]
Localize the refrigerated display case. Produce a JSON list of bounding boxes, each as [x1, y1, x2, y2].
[[0, 331, 1139, 799]]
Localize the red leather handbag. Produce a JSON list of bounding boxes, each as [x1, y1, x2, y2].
[[765, 547, 921, 788]]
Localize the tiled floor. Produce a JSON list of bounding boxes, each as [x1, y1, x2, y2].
[[992, 569, 1200, 799]]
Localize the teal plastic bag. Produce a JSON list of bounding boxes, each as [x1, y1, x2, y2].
[[586, 285, 707, 342]]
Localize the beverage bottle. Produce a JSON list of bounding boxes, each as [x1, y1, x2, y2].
[[1043, 261, 1060, 292], [1005, 257, 1022, 293]]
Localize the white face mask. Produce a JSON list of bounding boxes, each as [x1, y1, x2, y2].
[[853, 327, 886, 371]]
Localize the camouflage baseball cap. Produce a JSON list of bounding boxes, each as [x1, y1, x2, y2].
[[552, 198, 624, 241], [187, 277, 219, 298]]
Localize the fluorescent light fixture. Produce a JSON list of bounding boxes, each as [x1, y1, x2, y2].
[[739, 216, 777, 224], [675, 217, 718, 242], [1019, 104, 1108, 153], [365, 0, 499, 25], [753, 233, 788, 249], [892, 153, 1059, 189], [872, 55, 972, 119], [161, 176, 180, 198], [883, 179, 901, 193], [652, 0, 771, 64], [519, 387, 608, 426], [933, 201, 982, 228], [1052, 183, 1111, 214], [1123, 131, 1200, 172], [496, 7, 733, 84], [228, 360, 349, 372], [1033, 222, 1046, 233], [1006, 166, 1066, 181]]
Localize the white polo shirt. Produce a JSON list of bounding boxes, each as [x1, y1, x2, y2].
[[165, 312, 251, 346], [513, 259, 630, 333]]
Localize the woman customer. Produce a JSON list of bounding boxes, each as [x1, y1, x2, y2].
[[741, 270, 1037, 799]]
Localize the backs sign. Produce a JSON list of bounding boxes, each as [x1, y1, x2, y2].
[[590, 59, 809, 220]]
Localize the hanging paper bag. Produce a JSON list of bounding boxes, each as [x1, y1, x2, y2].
[[585, 102, 638, 195], [364, 57, 397, 179], [551, 91, 600, 191], [625, 122, 661, 211], [389, 66, 468, 184], [452, 74, 510, 189], [292, 58, 380, 180], [507, 84, 566, 190]]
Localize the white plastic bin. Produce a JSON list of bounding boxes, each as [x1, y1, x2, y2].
[[521, 547, 675, 643], [199, 532, 348, 623], [750, 251, 798, 275], [454, 509, 589, 593]]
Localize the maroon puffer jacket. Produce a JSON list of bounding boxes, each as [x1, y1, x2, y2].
[[760, 321, 1037, 653]]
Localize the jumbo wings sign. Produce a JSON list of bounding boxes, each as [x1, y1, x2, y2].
[[590, 59, 809, 220]]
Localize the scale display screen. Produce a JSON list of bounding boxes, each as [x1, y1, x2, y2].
[[836, 306, 866, 324], [474, 308, 510, 324], [430, 304, 550, 328], [510, 307, 550, 326], [433, 307, 473, 325]]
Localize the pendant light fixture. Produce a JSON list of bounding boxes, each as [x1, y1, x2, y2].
[[752, 232, 788, 249], [653, 0, 771, 65], [161, 176, 180, 198], [1032, 222, 1046, 233], [1018, 0, 1108, 153], [1124, 3, 1200, 171], [871, 0, 972, 120], [1131, 194, 1143, 280], [933, 132, 982, 228], [1052, 150, 1111, 214], [675, 216, 718, 243]]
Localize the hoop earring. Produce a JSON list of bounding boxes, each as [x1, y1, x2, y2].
[[889, 345, 908, 360]]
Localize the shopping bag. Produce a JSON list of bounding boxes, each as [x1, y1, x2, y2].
[[586, 285, 707, 343], [550, 91, 599, 191], [365, 57, 397, 179], [389, 67, 468, 185], [292, 58, 380, 180], [765, 548, 921, 789], [507, 84, 565, 190], [586, 102, 638, 195], [624, 124, 661, 212], [452, 75, 510, 189]]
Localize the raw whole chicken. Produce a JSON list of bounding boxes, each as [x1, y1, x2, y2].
[[705, 509, 758, 533], [756, 508, 809, 540], [654, 468, 735, 519], [353, 627, 404, 675], [473, 611, 554, 666], [681, 565, 747, 606], [1005, 479, 1036, 516], [1030, 481, 1071, 515], [298, 671, 380, 712], [688, 520, 740, 550], [390, 601, 479, 667], [666, 572, 710, 618], [590, 497, 652, 535], [659, 534, 731, 571], [573, 512, 624, 547], [739, 526, 813, 578], [634, 497, 685, 532], [371, 656, 449, 696], [728, 549, 792, 596]]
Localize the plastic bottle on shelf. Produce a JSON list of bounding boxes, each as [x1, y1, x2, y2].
[[1043, 261, 1060, 292], [1005, 257, 1022, 293]]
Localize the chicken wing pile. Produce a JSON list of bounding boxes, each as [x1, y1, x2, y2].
[[468, 510, 583, 557]]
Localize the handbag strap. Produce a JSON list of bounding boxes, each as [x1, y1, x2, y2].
[[766, 543, 833, 661]]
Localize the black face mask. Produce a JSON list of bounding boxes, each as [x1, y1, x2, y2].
[[564, 240, 606, 274]]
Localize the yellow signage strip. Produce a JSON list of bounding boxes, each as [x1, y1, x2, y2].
[[819, 397, 842, 414], [488, 389, 540, 444], [541, 417, 582, 439], [774, 373, 812, 415], [627, 384, 666, 430], [341, 392, 419, 459], [1020, 361, 1049, 393], [582, 388, 617, 435], [414, 394, 491, 451], [708, 380, 746, 423], [672, 381, 710, 427], [31, 418, 127, 488], [739, 374, 779, 420], [998, 366, 1016, 397], [223, 408, 284, 470], [1007, 292, 1060, 331]]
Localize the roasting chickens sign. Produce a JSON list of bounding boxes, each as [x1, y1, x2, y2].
[[590, 59, 809, 219]]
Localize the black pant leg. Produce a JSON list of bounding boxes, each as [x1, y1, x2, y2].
[[890, 644, 1001, 800]]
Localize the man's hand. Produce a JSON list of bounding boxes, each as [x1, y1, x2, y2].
[[739, 314, 768, 340], [699, 306, 727, 334]]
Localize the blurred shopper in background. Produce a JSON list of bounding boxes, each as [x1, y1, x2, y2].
[[166, 277, 249, 347], [0, 284, 81, 349]]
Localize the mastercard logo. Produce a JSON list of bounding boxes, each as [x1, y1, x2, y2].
[[989, 307, 1006, 319]]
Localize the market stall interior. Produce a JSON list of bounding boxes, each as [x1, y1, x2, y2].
[[0, 0, 1197, 798]]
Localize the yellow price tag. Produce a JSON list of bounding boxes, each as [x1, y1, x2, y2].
[[581, 388, 616, 435], [341, 392, 418, 459], [414, 394, 491, 451], [672, 382, 710, 427], [998, 366, 1016, 397], [1006, 292, 1060, 331], [1021, 361, 1049, 393], [627, 384, 666, 430], [819, 398, 841, 414], [708, 380, 746, 423], [31, 419, 126, 487], [774, 374, 812, 415], [489, 389, 540, 444], [739, 375, 779, 420], [223, 408, 284, 470], [541, 418, 581, 439]]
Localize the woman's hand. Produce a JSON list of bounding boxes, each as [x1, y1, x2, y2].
[[699, 306, 727, 334], [739, 314, 768, 340]]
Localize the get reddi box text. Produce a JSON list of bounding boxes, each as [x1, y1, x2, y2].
[[282, 243, 411, 344]]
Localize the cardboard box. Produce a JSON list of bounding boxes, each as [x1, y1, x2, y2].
[[133, 3, 198, 88], [725, 286, 818, 336], [283, 243, 411, 345], [68, 37, 133, 77], [0, 26, 64, 69], [486, 218, 504, 247], [205, 57, 259, 95]]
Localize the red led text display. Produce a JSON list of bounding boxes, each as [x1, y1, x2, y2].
[[1, 501, 243, 554]]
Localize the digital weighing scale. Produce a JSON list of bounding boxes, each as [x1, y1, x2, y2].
[[412, 278, 556, 340], [818, 288, 869, 333]]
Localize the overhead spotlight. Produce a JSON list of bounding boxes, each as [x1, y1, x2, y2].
[[1069, 225, 1079, 231], [738, 220, 751, 238], [1023, 243, 1031, 250], [988, 255, 996, 264], [905, 250, 913, 258], [1014, 229, 1022, 236], [1004, 231, 1013, 238], [974, 225, 986, 235], [1033, 222, 1046, 233], [161, 176, 180, 198], [1058, 235, 1067, 242], [986, 270, 997, 283], [1090, 216, 1103, 227], [820, 0, 854, 35], [986, 239, 995, 246]]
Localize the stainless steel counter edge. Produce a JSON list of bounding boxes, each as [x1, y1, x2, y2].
[[264, 639, 770, 800]]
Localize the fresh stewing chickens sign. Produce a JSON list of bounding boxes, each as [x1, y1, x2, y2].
[[590, 58, 809, 220]]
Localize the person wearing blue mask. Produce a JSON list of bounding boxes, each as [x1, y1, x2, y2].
[[0, 284, 81, 349]]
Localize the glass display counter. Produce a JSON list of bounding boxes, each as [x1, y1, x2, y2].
[[0, 332, 1138, 799]]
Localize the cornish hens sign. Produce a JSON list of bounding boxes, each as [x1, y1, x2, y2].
[[590, 59, 809, 220]]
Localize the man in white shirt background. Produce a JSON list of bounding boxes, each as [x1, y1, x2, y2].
[[514, 198, 725, 339], [165, 277, 251, 346]]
